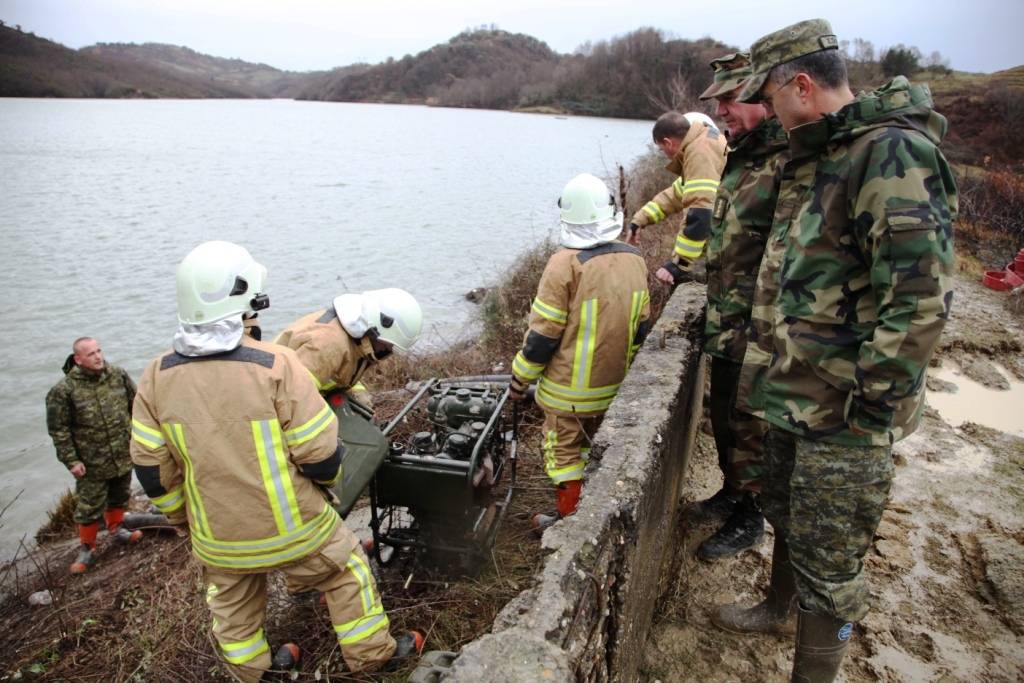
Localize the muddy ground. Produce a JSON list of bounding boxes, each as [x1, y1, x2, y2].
[[640, 276, 1024, 683]]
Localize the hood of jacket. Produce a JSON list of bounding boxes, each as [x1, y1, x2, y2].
[[787, 76, 947, 158]]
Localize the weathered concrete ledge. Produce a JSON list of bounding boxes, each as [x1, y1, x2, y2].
[[418, 285, 707, 682]]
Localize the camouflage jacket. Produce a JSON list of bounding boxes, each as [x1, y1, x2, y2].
[[737, 77, 957, 446], [46, 357, 136, 477], [704, 117, 788, 361]]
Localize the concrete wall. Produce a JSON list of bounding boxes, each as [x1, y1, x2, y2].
[[413, 285, 707, 683]]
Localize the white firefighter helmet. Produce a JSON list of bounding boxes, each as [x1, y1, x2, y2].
[[176, 241, 269, 325], [684, 111, 719, 131], [557, 173, 624, 249], [333, 288, 423, 352]]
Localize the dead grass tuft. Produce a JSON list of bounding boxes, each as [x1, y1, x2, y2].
[[34, 489, 76, 545]]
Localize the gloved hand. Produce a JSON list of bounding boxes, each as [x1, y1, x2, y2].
[[656, 261, 693, 286], [626, 223, 642, 246], [509, 377, 529, 402]]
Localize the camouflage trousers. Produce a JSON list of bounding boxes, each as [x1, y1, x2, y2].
[[761, 426, 894, 622], [74, 471, 132, 524], [709, 356, 766, 494], [541, 411, 604, 486]]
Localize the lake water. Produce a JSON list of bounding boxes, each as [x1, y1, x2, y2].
[[0, 98, 651, 561]]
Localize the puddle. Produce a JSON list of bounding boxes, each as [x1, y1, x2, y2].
[[926, 361, 1024, 437]]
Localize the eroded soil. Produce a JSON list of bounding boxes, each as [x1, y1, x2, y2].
[[641, 276, 1024, 682]]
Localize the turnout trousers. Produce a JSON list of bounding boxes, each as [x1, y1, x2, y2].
[[541, 411, 604, 486], [202, 525, 396, 682]]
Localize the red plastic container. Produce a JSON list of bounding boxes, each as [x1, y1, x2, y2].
[[984, 269, 1024, 291]]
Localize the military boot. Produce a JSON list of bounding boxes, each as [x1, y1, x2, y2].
[[687, 486, 740, 522], [105, 508, 142, 544], [712, 535, 797, 636], [70, 522, 99, 575], [384, 630, 425, 671], [697, 493, 765, 560], [790, 606, 853, 682]]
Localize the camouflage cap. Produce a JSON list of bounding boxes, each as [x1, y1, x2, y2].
[[698, 52, 752, 101], [738, 18, 839, 103]]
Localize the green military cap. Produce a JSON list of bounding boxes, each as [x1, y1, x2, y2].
[[738, 18, 840, 103], [698, 52, 752, 101]]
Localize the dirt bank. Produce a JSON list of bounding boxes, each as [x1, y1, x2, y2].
[[641, 274, 1024, 682]]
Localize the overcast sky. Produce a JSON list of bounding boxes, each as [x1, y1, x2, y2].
[[2, 0, 1021, 74]]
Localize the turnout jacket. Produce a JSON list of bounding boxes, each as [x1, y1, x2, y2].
[[274, 308, 375, 393], [705, 118, 789, 362], [631, 120, 728, 265], [130, 336, 345, 572], [512, 242, 651, 416], [46, 359, 136, 478], [737, 77, 957, 446]]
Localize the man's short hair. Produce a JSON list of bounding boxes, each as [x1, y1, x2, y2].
[[769, 49, 848, 91], [72, 337, 95, 354], [652, 111, 690, 141]]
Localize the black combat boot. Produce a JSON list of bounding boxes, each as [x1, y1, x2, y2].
[[697, 493, 765, 560], [687, 486, 740, 522], [790, 606, 853, 682], [711, 535, 797, 636]]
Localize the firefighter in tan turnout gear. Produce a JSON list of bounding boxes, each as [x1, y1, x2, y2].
[[130, 241, 422, 682], [628, 110, 728, 285], [275, 288, 423, 408], [510, 174, 652, 530]]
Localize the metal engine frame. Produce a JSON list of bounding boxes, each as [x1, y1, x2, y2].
[[368, 378, 518, 571]]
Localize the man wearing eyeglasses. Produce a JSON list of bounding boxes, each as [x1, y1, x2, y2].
[[718, 19, 956, 682]]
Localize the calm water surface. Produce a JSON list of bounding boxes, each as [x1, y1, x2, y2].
[[0, 98, 651, 559]]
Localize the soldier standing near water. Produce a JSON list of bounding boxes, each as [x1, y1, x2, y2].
[[46, 337, 142, 575]]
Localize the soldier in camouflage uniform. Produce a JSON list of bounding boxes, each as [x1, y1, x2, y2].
[[46, 337, 142, 574], [689, 52, 789, 561], [713, 20, 957, 682]]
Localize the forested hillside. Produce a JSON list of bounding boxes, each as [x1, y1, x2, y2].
[[0, 24, 250, 98]]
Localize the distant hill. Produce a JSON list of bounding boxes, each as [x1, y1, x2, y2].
[[298, 29, 560, 108], [0, 24, 253, 98], [299, 28, 732, 119], [79, 42, 345, 98]]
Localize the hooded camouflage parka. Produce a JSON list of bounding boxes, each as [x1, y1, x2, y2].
[[46, 356, 136, 478], [737, 77, 957, 447], [705, 117, 789, 361]]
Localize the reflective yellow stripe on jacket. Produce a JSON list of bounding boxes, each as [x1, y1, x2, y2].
[[512, 352, 544, 382], [675, 234, 705, 260], [190, 502, 339, 570], [163, 423, 212, 538], [131, 419, 165, 450], [161, 419, 339, 570], [532, 297, 568, 325], [642, 201, 667, 223], [680, 178, 719, 195], [626, 290, 649, 367], [253, 419, 303, 535]]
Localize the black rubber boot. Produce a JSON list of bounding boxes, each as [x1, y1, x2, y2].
[[384, 630, 425, 671], [790, 606, 853, 682], [687, 486, 740, 522], [697, 493, 765, 560], [711, 535, 797, 636]]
